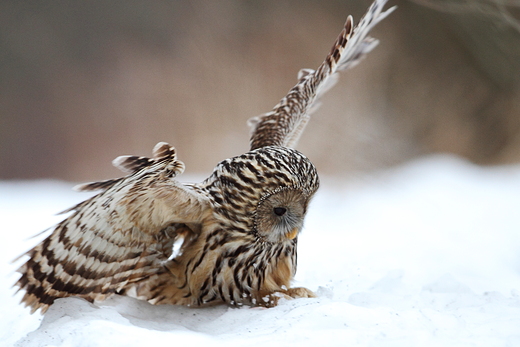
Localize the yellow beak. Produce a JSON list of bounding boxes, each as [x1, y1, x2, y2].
[[287, 228, 299, 240]]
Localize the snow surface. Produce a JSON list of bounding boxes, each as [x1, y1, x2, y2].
[[2, 154, 520, 346]]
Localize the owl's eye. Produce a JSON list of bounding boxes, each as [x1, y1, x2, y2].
[[273, 207, 287, 216]]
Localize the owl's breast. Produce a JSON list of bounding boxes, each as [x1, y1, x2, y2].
[[171, 227, 297, 307]]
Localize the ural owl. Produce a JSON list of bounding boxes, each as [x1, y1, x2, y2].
[[15, 0, 395, 313]]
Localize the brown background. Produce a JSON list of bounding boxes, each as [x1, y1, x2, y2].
[[1, 0, 519, 181]]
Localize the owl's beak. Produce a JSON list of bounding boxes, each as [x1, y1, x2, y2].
[[286, 227, 299, 240]]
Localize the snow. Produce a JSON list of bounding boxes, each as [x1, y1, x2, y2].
[[2, 154, 520, 346]]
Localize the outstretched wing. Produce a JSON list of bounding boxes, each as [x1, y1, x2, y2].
[[248, 0, 396, 150], [15, 142, 211, 313]]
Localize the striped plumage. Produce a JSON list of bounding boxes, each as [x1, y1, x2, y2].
[[15, 0, 394, 313]]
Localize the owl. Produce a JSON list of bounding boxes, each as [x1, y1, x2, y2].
[[15, 0, 395, 313]]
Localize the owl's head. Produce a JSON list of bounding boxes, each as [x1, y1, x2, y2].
[[207, 146, 319, 243], [254, 185, 314, 243]]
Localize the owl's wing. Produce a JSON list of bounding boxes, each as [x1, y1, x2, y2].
[[248, 0, 396, 150], [15, 142, 211, 313]]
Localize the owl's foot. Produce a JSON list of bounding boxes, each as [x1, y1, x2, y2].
[[254, 286, 316, 307], [285, 286, 317, 299]]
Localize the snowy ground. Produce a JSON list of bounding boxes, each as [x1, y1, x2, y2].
[[2, 154, 520, 346]]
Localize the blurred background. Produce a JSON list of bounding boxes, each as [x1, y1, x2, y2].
[[1, 0, 519, 181]]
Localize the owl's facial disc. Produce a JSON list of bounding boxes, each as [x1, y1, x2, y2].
[[255, 188, 308, 243]]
